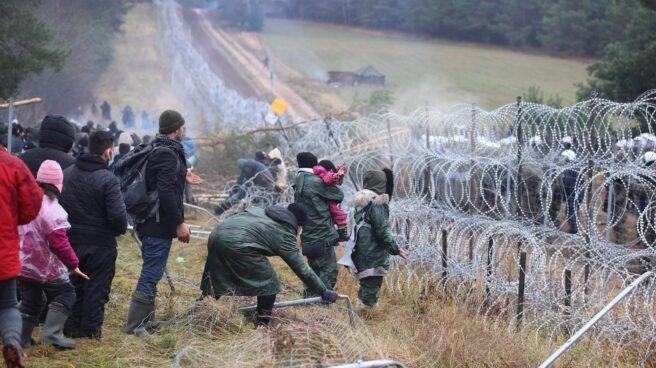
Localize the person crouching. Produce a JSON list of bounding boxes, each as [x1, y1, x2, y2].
[[17, 160, 89, 349], [200, 203, 339, 328]]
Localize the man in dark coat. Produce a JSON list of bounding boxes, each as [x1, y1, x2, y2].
[[60, 131, 128, 338], [101, 101, 111, 121], [200, 204, 338, 327], [214, 154, 276, 215], [293, 152, 344, 296], [124, 110, 191, 337], [20, 115, 75, 178]]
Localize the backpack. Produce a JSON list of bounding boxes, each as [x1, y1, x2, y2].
[[112, 143, 179, 223]]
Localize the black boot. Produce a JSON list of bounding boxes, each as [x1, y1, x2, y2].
[[255, 294, 276, 328], [19, 314, 38, 348], [124, 292, 155, 337], [40, 304, 76, 349]]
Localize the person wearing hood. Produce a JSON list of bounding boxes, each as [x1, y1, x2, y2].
[[559, 150, 583, 234], [200, 204, 338, 328], [349, 169, 408, 308], [20, 115, 76, 178], [59, 131, 128, 339], [293, 152, 344, 296]]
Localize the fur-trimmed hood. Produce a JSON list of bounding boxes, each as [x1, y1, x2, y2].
[[351, 189, 389, 208]]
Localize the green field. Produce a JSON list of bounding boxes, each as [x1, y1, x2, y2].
[[261, 19, 592, 112]]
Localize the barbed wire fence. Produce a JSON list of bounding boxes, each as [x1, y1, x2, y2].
[[266, 91, 656, 366]]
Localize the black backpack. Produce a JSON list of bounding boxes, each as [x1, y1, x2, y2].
[[113, 143, 177, 223]]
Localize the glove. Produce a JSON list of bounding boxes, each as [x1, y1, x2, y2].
[[337, 226, 350, 242], [321, 289, 338, 303]]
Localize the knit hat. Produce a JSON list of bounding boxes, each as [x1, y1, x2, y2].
[[37, 160, 64, 193], [159, 110, 185, 134], [39, 115, 75, 152], [237, 159, 248, 169], [363, 170, 387, 195], [287, 203, 308, 226], [297, 152, 317, 169]]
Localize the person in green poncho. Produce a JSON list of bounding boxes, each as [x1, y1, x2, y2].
[[349, 169, 408, 307], [200, 203, 338, 327], [293, 152, 345, 296]]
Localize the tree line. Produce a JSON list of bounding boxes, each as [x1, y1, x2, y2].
[[224, 0, 656, 103]]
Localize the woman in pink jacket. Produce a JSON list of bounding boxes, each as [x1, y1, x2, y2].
[[18, 160, 88, 350]]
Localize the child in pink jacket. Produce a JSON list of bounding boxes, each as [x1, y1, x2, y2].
[[313, 160, 349, 241], [17, 160, 88, 350]]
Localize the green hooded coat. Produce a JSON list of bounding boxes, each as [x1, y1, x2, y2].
[[352, 171, 400, 279], [200, 206, 326, 297], [293, 169, 344, 245]]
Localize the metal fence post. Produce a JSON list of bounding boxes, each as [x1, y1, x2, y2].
[[441, 229, 448, 286], [517, 249, 527, 330]]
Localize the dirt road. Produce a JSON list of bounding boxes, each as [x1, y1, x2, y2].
[[182, 9, 319, 121]]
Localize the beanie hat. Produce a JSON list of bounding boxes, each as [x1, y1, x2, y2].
[[37, 160, 64, 193], [159, 110, 185, 134], [39, 115, 75, 152], [237, 159, 248, 169], [287, 203, 308, 226], [297, 152, 317, 169]]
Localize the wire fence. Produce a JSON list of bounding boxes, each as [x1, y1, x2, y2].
[[271, 91, 656, 366]]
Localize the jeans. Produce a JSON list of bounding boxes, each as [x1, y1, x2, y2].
[[0, 278, 21, 346], [19, 277, 75, 316], [135, 236, 173, 296]]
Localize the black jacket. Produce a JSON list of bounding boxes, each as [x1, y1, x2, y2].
[[20, 148, 75, 178], [136, 135, 187, 239], [60, 154, 128, 247]]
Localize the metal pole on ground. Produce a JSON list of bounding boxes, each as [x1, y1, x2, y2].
[[539, 271, 654, 368]]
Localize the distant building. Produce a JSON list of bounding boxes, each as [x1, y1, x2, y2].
[[327, 65, 385, 86]]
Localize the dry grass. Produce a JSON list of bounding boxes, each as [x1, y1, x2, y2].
[[17, 208, 610, 367]]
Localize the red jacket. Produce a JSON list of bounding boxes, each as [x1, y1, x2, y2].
[[0, 148, 42, 281]]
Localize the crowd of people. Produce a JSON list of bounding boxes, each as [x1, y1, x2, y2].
[[0, 108, 409, 367]]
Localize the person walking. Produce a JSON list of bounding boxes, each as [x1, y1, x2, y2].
[[60, 131, 128, 338], [0, 143, 42, 368], [123, 110, 192, 337], [347, 169, 408, 308]]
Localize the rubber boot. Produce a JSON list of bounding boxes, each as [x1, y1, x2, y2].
[[20, 314, 38, 348], [39, 304, 76, 349], [123, 292, 155, 337]]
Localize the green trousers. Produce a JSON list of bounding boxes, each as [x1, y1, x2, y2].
[[304, 246, 337, 297], [358, 276, 384, 306]]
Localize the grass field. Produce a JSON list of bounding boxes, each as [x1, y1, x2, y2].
[[92, 3, 183, 121], [260, 19, 592, 113]]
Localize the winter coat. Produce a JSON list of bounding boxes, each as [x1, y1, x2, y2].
[[200, 206, 326, 297], [293, 169, 344, 246], [351, 190, 400, 279], [60, 154, 128, 247], [136, 135, 187, 239], [20, 116, 76, 177], [18, 196, 78, 283], [237, 159, 275, 189], [20, 148, 75, 178], [0, 149, 43, 281]]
